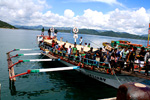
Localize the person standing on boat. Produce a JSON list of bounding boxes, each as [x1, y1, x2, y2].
[[113, 42, 118, 49], [129, 45, 133, 52], [79, 37, 83, 45], [41, 27, 44, 35], [67, 45, 72, 58], [120, 47, 129, 68], [48, 28, 51, 38], [144, 50, 150, 76], [72, 43, 77, 55], [88, 43, 90, 47], [54, 29, 58, 39], [127, 47, 137, 72], [137, 47, 146, 72], [80, 47, 85, 62], [85, 43, 88, 47]]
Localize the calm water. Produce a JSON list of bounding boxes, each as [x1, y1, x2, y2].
[[0, 29, 147, 100]]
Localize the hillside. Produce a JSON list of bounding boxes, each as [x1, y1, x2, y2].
[[78, 29, 147, 40], [0, 20, 16, 29], [14, 25, 148, 40]]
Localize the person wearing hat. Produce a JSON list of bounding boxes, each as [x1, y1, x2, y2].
[[144, 49, 150, 76]]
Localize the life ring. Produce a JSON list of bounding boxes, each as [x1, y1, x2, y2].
[[73, 27, 79, 33], [50, 27, 54, 32]]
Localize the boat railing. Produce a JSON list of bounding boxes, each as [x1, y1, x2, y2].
[[41, 43, 146, 71], [40, 44, 111, 69]]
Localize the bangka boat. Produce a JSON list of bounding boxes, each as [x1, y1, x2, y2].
[[7, 25, 150, 89], [36, 35, 150, 88]]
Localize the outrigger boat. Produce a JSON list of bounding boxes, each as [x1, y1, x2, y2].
[[35, 35, 150, 88], [7, 26, 150, 89]]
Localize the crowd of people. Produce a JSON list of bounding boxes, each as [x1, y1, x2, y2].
[[41, 27, 58, 38], [41, 38, 150, 76], [40, 28, 149, 76]]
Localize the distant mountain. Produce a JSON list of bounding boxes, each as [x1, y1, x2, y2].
[[14, 25, 72, 31], [0, 20, 16, 29], [141, 34, 148, 37], [14, 25, 43, 30], [14, 25, 148, 40]]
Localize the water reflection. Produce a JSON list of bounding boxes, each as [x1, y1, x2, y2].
[[9, 80, 16, 95]]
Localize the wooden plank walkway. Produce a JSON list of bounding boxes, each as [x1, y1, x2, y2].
[[44, 39, 98, 52]]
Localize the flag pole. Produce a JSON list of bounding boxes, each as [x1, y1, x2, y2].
[[147, 18, 150, 47]]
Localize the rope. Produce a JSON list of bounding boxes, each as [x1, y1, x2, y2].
[[84, 37, 100, 48], [110, 64, 122, 85]]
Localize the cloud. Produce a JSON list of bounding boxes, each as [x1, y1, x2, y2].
[[75, 0, 124, 6], [64, 9, 74, 18], [0, 0, 150, 35], [0, 0, 47, 25]]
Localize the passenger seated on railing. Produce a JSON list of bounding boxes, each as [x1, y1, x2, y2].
[[95, 48, 103, 63], [137, 47, 146, 72], [88, 47, 95, 64], [89, 47, 94, 59], [79, 47, 86, 62]]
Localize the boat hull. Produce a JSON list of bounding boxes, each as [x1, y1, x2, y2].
[[60, 59, 149, 88], [75, 68, 149, 88]]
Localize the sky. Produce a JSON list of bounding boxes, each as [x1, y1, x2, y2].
[[0, 0, 150, 35]]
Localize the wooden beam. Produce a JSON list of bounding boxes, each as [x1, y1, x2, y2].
[[7, 53, 16, 81]]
